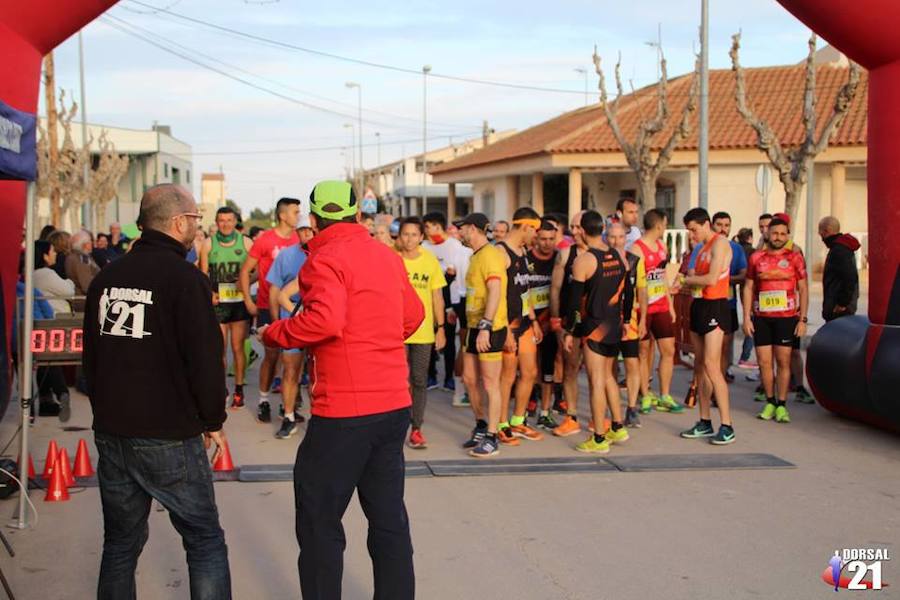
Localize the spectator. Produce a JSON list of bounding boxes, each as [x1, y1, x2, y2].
[[248, 226, 264, 242], [39, 224, 57, 241], [33, 240, 75, 315], [83, 183, 231, 598], [108, 222, 130, 255], [373, 222, 393, 246], [818, 216, 860, 321], [492, 220, 510, 243], [92, 233, 117, 268], [48, 230, 71, 279], [65, 229, 101, 298], [186, 228, 207, 265]]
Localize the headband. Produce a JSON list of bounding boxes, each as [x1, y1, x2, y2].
[[512, 218, 541, 229]]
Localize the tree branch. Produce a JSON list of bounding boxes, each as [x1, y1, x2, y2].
[[813, 60, 862, 154], [594, 46, 638, 172], [653, 57, 700, 179]]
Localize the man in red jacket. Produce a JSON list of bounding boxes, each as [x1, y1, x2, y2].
[[260, 180, 423, 600]]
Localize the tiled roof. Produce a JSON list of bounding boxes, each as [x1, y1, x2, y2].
[[431, 63, 867, 175]]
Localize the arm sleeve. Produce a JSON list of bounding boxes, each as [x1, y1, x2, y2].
[[484, 248, 505, 281], [174, 272, 227, 432], [263, 253, 348, 348]]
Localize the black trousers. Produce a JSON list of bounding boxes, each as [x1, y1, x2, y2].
[[427, 322, 456, 382], [294, 407, 414, 600]]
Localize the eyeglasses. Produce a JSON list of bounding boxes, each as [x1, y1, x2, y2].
[[173, 212, 203, 221]]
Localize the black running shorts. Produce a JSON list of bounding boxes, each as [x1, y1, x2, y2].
[[689, 298, 731, 336], [753, 316, 800, 348]]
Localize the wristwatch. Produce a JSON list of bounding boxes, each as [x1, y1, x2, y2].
[[801, 316, 808, 323], [476, 319, 493, 331]]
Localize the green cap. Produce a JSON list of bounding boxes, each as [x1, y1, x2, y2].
[[309, 180, 358, 220]]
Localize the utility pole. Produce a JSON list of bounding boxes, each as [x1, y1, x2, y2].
[[422, 65, 431, 215], [79, 31, 92, 230], [375, 132, 381, 167], [698, 0, 710, 209], [343, 123, 355, 185], [346, 82, 362, 196], [43, 53, 61, 227]]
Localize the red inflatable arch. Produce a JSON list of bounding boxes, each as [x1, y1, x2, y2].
[[0, 1, 119, 405], [778, 0, 900, 432]]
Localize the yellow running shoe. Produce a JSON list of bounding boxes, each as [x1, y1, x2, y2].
[[575, 435, 610, 454], [604, 426, 630, 445]]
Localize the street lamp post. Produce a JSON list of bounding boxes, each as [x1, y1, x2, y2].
[[375, 132, 381, 167], [345, 82, 362, 196], [78, 30, 92, 230], [343, 123, 355, 184], [422, 65, 431, 215], [574, 67, 588, 106], [698, 0, 710, 210]]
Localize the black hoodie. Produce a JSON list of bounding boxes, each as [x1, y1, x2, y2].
[[822, 233, 861, 321], [83, 229, 226, 439]]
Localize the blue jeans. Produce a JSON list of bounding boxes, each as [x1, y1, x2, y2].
[[95, 433, 231, 600]]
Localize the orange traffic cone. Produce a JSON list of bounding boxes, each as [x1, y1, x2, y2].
[[41, 440, 59, 480], [73, 439, 95, 477], [212, 440, 235, 472], [44, 464, 70, 502], [18, 453, 36, 480], [57, 448, 75, 488]]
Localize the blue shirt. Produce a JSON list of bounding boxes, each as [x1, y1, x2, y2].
[[13, 281, 54, 353], [265, 244, 307, 318], [688, 239, 747, 307]]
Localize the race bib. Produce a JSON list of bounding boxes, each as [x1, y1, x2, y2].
[[758, 290, 788, 313], [646, 273, 666, 304], [217, 282, 243, 303], [531, 285, 550, 310]]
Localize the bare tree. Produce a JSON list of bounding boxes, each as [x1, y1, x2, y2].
[[730, 32, 862, 223], [593, 46, 700, 207], [90, 131, 130, 228]]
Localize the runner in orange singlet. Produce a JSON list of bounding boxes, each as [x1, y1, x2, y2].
[[677, 208, 735, 445]]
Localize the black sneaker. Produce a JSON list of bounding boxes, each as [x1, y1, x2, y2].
[[462, 426, 487, 449], [58, 392, 71, 423], [293, 411, 306, 424], [257, 402, 272, 423], [38, 398, 61, 417], [537, 414, 558, 430], [275, 418, 299, 439], [711, 424, 736, 445], [624, 407, 642, 428]]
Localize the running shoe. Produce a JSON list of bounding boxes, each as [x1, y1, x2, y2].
[[624, 407, 642, 428], [575, 436, 610, 454], [497, 427, 520, 446], [511, 422, 544, 441], [604, 426, 630, 445], [230, 390, 245, 409], [426, 377, 439, 391], [753, 386, 766, 403], [537, 414, 559, 430], [271, 377, 282, 394], [724, 368, 735, 383], [275, 418, 299, 439], [738, 360, 758, 370], [655, 394, 684, 414], [758, 402, 777, 421], [526, 400, 538, 417], [247, 347, 259, 369], [257, 401, 272, 423], [462, 426, 486, 449], [745, 372, 761, 382], [680, 420, 715, 439], [794, 386, 815, 404], [774, 406, 791, 423], [553, 416, 581, 437], [408, 429, 428, 449], [639, 392, 658, 414], [58, 392, 71, 423], [442, 378, 456, 392], [710, 425, 736, 445], [452, 392, 470, 407], [469, 435, 500, 458]]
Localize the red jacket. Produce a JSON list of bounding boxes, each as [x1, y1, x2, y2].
[[262, 223, 424, 418]]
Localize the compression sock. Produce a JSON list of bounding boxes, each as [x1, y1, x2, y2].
[[476, 419, 488, 430]]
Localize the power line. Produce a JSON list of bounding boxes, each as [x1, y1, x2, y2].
[[171, 134, 475, 156], [100, 16, 467, 133], [104, 13, 472, 132]]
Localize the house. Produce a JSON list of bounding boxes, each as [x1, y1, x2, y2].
[[431, 51, 867, 269]]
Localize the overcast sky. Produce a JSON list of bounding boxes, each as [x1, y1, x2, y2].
[[46, 0, 815, 214]]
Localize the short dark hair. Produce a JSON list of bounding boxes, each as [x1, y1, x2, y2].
[[361, 212, 375, 222], [216, 206, 237, 218], [235, 221, 245, 231], [34, 240, 52, 270], [400, 216, 424, 235], [737, 227, 753, 243], [539, 218, 558, 232], [276, 197, 301, 221], [39, 224, 57, 241], [422, 212, 447, 229], [683, 207, 710, 227], [616, 197, 638, 213], [758, 213, 773, 221], [643, 208, 667, 231], [495, 220, 510, 230], [312, 207, 357, 231], [543, 213, 563, 228], [768, 218, 789, 230], [581, 210, 604, 237], [511, 207, 540, 226], [712, 211, 731, 223], [249, 226, 263, 238]]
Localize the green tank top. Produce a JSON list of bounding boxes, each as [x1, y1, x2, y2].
[[208, 235, 247, 302]]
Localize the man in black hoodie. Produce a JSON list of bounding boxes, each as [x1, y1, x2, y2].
[[818, 216, 861, 322], [83, 184, 231, 600]]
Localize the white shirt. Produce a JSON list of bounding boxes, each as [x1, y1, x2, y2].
[[33, 267, 75, 314], [422, 236, 472, 305]]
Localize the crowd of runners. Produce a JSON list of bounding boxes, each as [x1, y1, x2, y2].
[[193, 195, 815, 459]]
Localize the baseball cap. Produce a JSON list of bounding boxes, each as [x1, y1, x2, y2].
[[452, 213, 491, 232], [309, 180, 358, 220], [772, 212, 791, 227]]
